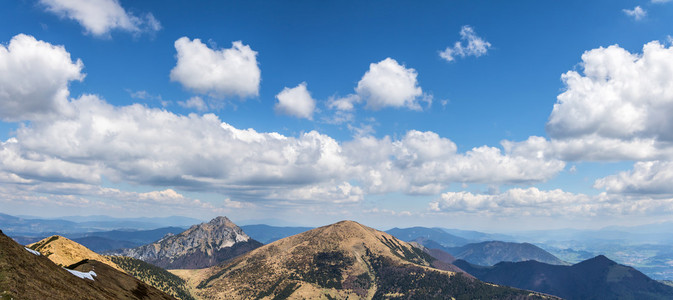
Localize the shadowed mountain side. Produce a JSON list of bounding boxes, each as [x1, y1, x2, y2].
[[454, 255, 673, 300], [446, 241, 566, 266], [106, 256, 195, 300], [0, 230, 174, 300], [112, 216, 262, 269], [188, 220, 557, 299], [408, 241, 472, 278]]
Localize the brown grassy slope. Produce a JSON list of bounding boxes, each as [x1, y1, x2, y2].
[[188, 220, 557, 300], [0, 229, 175, 300], [28, 235, 124, 272]]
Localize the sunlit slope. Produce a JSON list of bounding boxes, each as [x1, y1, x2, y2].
[[28, 235, 125, 272]]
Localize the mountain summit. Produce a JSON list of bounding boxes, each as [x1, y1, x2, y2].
[[115, 216, 262, 269], [188, 220, 554, 299]]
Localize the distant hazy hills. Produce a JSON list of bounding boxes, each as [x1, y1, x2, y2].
[[0, 213, 199, 236], [186, 220, 553, 299], [455, 255, 673, 299], [10, 225, 188, 252], [113, 216, 262, 269], [71, 227, 187, 252], [386, 226, 470, 247], [388, 226, 566, 266], [0, 230, 174, 300], [446, 241, 566, 266], [239, 224, 312, 244]]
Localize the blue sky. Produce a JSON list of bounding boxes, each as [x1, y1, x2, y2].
[[2, 0, 673, 230]]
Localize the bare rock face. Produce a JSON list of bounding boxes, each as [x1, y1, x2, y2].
[[115, 216, 262, 269]]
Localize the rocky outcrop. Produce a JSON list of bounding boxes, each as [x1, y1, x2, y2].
[[114, 216, 262, 269]]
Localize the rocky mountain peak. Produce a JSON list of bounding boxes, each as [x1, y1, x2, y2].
[[208, 216, 233, 226], [113, 216, 261, 269], [182, 216, 250, 245]]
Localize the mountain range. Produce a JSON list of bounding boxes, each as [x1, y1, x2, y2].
[[386, 226, 471, 247], [70, 227, 187, 252], [239, 224, 313, 244], [387, 226, 565, 267], [179, 220, 554, 299], [0, 212, 198, 237], [454, 255, 673, 299], [4, 214, 673, 299], [444, 241, 567, 266], [112, 216, 262, 269]]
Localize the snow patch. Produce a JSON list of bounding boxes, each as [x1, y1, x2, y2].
[[24, 247, 41, 256], [66, 269, 97, 281]]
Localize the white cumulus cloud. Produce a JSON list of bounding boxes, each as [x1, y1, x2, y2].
[[504, 40, 673, 162], [343, 131, 565, 195], [170, 37, 260, 99], [0, 33, 570, 208], [40, 0, 161, 37], [275, 82, 316, 120], [623, 6, 647, 20], [178, 96, 208, 112], [1, 94, 563, 203], [440, 25, 492, 62], [355, 58, 426, 110], [0, 34, 84, 121], [594, 161, 673, 195], [430, 187, 673, 217]]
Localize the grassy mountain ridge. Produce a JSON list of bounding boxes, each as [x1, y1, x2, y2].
[[27, 235, 125, 272], [0, 229, 174, 299], [25, 233, 194, 299]]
